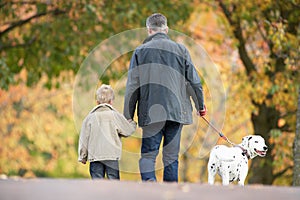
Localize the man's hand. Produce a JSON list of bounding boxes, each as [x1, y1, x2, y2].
[[197, 105, 207, 117]]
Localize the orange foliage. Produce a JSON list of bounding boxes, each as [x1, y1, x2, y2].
[[0, 70, 87, 177]]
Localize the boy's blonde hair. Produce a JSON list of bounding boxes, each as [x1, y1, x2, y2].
[[96, 84, 115, 104]]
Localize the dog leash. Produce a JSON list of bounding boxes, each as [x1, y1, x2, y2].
[[201, 116, 250, 158], [201, 116, 236, 146]]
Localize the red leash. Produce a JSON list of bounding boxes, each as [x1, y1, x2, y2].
[[201, 116, 236, 146]]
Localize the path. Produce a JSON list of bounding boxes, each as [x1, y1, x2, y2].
[[1, 178, 299, 200]]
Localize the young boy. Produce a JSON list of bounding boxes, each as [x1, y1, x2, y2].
[[78, 84, 136, 180]]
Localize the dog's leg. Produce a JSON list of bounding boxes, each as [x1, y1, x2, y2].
[[220, 162, 230, 186], [222, 172, 230, 186], [207, 153, 217, 185], [238, 165, 248, 186], [208, 167, 216, 185]]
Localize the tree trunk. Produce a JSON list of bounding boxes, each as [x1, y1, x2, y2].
[[293, 87, 300, 186], [248, 103, 279, 184]]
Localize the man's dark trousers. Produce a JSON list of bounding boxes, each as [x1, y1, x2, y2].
[[139, 120, 183, 182]]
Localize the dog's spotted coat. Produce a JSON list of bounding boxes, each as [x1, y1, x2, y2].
[[208, 135, 268, 186]]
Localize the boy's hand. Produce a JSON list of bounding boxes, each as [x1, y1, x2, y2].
[[81, 160, 87, 164]]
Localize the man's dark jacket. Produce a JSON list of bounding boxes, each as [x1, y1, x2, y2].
[[124, 32, 204, 127]]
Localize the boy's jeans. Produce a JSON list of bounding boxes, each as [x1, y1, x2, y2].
[[139, 121, 183, 182], [89, 160, 119, 180]]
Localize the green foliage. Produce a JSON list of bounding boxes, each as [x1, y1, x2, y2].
[[0, 0, 192, 89], [270, 129, 282, 138]]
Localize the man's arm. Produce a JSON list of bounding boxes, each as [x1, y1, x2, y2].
[[124, 50, 140, 120], [184, 48, 205, 112]]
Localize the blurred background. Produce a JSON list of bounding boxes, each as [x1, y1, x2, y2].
[[0, 0, 299, 186]]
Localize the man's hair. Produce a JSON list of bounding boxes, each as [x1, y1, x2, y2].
[[96, 84, 115, 104], [146, 13, 168, 32]]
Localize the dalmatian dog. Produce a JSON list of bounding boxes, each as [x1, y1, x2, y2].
[[207, 135, 268, 186]]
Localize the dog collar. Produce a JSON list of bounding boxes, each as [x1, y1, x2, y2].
[[235, 145, 250, 159], [242, 150, 250, 160]]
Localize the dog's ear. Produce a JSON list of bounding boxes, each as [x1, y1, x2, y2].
[[242, 135, 253, 141], [241, 135, 253, 148]]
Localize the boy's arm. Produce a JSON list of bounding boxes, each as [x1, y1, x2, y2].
[[78, 117, 90, 164], [113, 111, 136, 137]]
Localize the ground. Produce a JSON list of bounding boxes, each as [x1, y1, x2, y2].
[[0, 178, 300, 200]]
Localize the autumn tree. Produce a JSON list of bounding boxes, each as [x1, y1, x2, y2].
[[0, 71, 85, 178], [294, 88, 300, 186], [211, 0, 300, 184], [0, 0, 192, 90]]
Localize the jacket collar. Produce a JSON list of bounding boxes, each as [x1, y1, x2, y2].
[[90, 103, 114, 114], [143, 32, 170, 44]]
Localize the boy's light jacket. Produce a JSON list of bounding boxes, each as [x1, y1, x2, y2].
[[78, 103, 136, 162]]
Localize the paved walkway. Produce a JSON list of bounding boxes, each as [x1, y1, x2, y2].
[[1, 178, 300, 200]]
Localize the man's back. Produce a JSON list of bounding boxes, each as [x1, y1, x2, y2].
[[125, 33, 198, 126], [137, 33, 187, 69]]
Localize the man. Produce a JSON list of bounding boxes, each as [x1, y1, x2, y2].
[[124, 13, 206, 182]]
